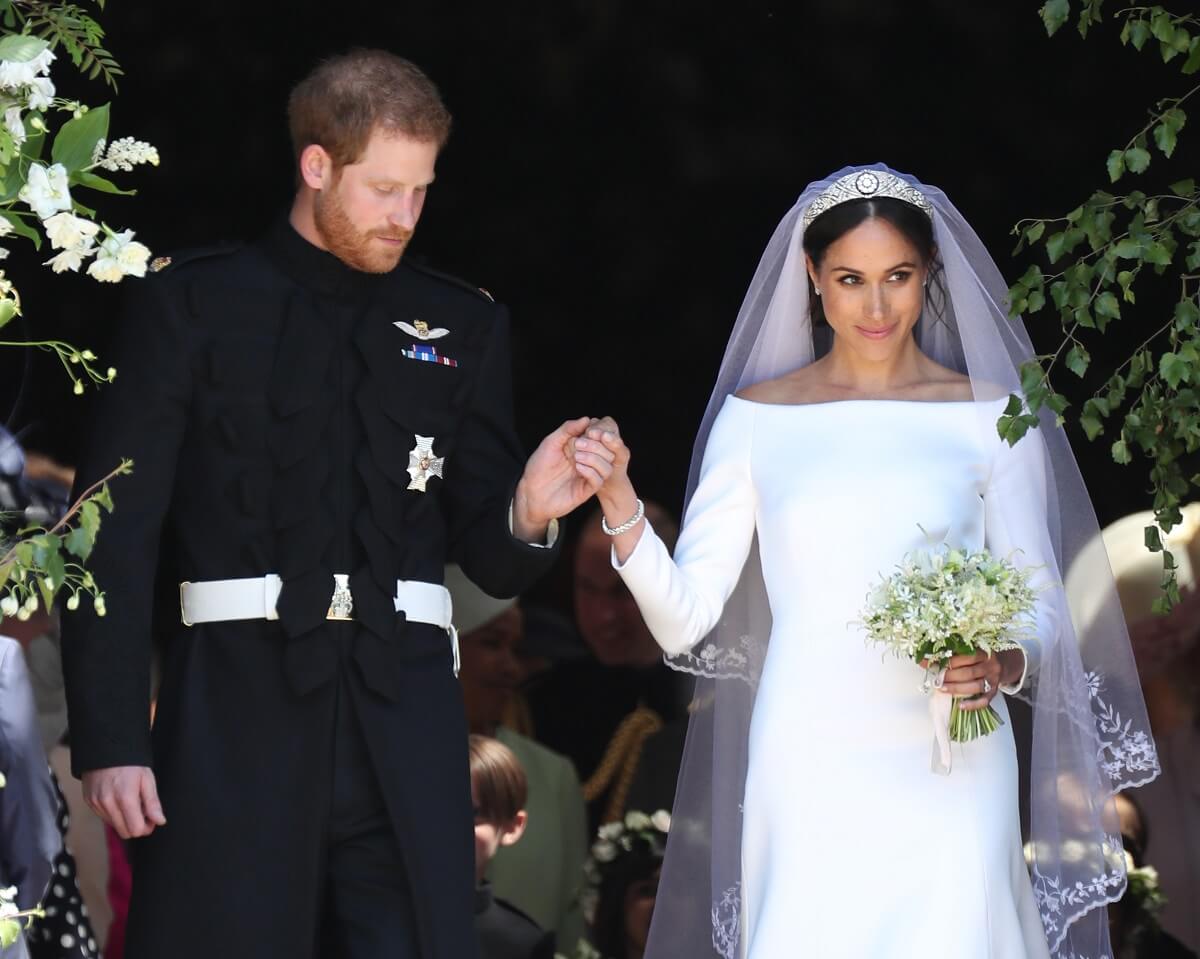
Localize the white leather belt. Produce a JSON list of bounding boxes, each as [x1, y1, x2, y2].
[[179, 574, 460, 674]]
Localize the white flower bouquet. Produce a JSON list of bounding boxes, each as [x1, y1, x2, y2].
[[859, 544, 1037, 743]]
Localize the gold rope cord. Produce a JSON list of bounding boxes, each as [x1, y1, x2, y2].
[[582, 705, 664, 824]]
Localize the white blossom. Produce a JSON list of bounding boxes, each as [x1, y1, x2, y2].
[[624, 811, 651, 831], [0, 47, 54, 90], [25, 75, 53, 112], [651, 810, 672, 832], [87, 228, 150, 282], [4, 106, 24, 146], [597, 822, 624, 841], [94, 136, 160, 172], [43, 211, 100, 251], [46, 247, 91, 274], [19, 162, 71, 220], [591, 840, 617, 863], [0, 217, 12, 239], [0, 595, 17, 617]]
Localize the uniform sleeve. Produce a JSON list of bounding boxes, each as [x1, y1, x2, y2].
[[61, 277, 194, 775], [444, 305, 560, 598], [983, 427, 1058, 695], [613, 399, 758, 655], [0, 638, 59, 912]]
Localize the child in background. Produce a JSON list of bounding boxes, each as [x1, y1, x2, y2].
[[469, 736, 555, 959]]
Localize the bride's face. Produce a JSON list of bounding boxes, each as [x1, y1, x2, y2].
[[805, 217, 929, 361]]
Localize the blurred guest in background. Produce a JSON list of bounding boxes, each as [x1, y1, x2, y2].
[[525, 504, 690, 827], [0, 633, 58, 959], [1106, 790, 1195, 959], [1068, 506, 1200, 953], [468, 735, 555, 959], [581, 811, 667, 959], [446, 566, 587, 949], [0, 437, 103, 958]]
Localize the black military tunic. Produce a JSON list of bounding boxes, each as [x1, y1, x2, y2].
[[61, 218, 560, 958]]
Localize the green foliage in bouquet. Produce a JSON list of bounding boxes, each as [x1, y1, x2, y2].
[[1004, 1, 1199, 610], [860, 545, 1038, 742]]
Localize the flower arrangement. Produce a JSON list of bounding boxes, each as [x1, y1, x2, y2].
[[581, 809, 670, 926], [859, 543, 1037, 742]]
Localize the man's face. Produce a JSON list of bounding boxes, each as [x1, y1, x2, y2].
[[574, 526, 661, 667], [313, 130, 438, 273]]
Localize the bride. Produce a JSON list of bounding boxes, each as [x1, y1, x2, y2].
[[570, 167, 1159, 958]]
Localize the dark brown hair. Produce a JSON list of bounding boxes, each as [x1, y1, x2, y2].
[[468, 735, 527, 824], [287, 49, 452, 168]]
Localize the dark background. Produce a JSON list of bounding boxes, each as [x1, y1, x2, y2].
[[2, 1, 1194, 537]]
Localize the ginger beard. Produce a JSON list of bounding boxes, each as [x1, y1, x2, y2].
[[313, 172, 412, 274]]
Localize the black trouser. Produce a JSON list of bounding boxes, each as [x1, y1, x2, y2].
[[317, 676, 419, 959]]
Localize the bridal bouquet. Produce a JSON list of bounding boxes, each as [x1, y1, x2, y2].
[[859, 545, 1037, 744]]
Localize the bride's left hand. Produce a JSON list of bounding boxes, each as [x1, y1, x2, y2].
[[935, 650, 1023, 711]]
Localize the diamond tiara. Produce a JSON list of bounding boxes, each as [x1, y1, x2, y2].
[[801, 170, 933, 229]]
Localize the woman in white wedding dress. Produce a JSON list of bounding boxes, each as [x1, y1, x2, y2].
[[569, 168, 1158, 959]]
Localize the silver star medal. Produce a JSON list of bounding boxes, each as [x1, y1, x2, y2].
[[394, 319, 449, 340], [407, 435, 445, 492]]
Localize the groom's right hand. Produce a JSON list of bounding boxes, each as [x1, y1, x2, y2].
[[82, 765, 166, 839]]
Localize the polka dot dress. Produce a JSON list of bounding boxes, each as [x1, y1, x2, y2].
[[27, 771, 99, 959]]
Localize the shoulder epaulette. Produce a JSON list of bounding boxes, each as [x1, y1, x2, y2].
[[148, 242, 243, 275], [405, 257, 496, 302]]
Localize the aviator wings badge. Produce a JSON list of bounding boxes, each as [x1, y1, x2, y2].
[[407, 435, 445, 492], [395, 319, 449, 340]]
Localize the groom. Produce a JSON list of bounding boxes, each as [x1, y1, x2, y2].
[[61, 50, 605, 959]]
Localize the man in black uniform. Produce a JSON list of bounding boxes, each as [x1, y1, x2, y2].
[[61, 51, 611, 959]]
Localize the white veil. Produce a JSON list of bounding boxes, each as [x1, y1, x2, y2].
[[645, 165, 1160, 959]]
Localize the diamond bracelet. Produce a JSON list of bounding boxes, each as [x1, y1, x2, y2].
[[601, 498, 645, 536]]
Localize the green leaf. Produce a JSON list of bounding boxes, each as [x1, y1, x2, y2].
[[1145, 524, 1163, 552], [1184, 36, 1200, 73], [1130, 19, 1152, 50], [1046, 231, 1067, 263], [1145, 241, 1173, 266], [1176, 298, 1200, 332], [1154, 121, 1178, 156], [1188, 240, 1200, 271], [1025, 221, 1046, 244], [1066, 343, 1091, 377], [1050, 281, 1070, 310], [1095, 291, 1121, 320], [1041, 0, 1071, 36], [0, 212, 42, 251], [1020, 360, 1044, 397], [1161, 351, 1192, 388], [70, 170, 135, 196], [1170, 178, 1196, 197], [63, 525, 94, 561], [0, 298, 17, 330], [1027, 289, 1046, 313], [1151, 10, 1175, 43], [1107, 149, 1126, 182], [50, 102, 110, 174], [0, 34, 50, 62], [1125, 146, 1152, 174], [1114, 237, 1143, 259], [1081, 413, 1104, 440]]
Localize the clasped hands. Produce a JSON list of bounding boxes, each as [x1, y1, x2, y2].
[[511, 415, 634, 540]]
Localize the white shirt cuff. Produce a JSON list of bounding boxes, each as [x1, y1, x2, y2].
[[508, 501, 559, 549]]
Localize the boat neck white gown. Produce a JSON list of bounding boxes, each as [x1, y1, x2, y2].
[[614, 395, 1053, 959]]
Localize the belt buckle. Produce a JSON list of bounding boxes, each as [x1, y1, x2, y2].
[[326, 573, 354, 622]]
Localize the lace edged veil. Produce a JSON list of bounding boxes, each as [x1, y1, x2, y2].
[[645, 165, 1160, 959]]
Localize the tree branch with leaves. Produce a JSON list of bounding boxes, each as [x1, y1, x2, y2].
[[1003, 0, 1199, 610]]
